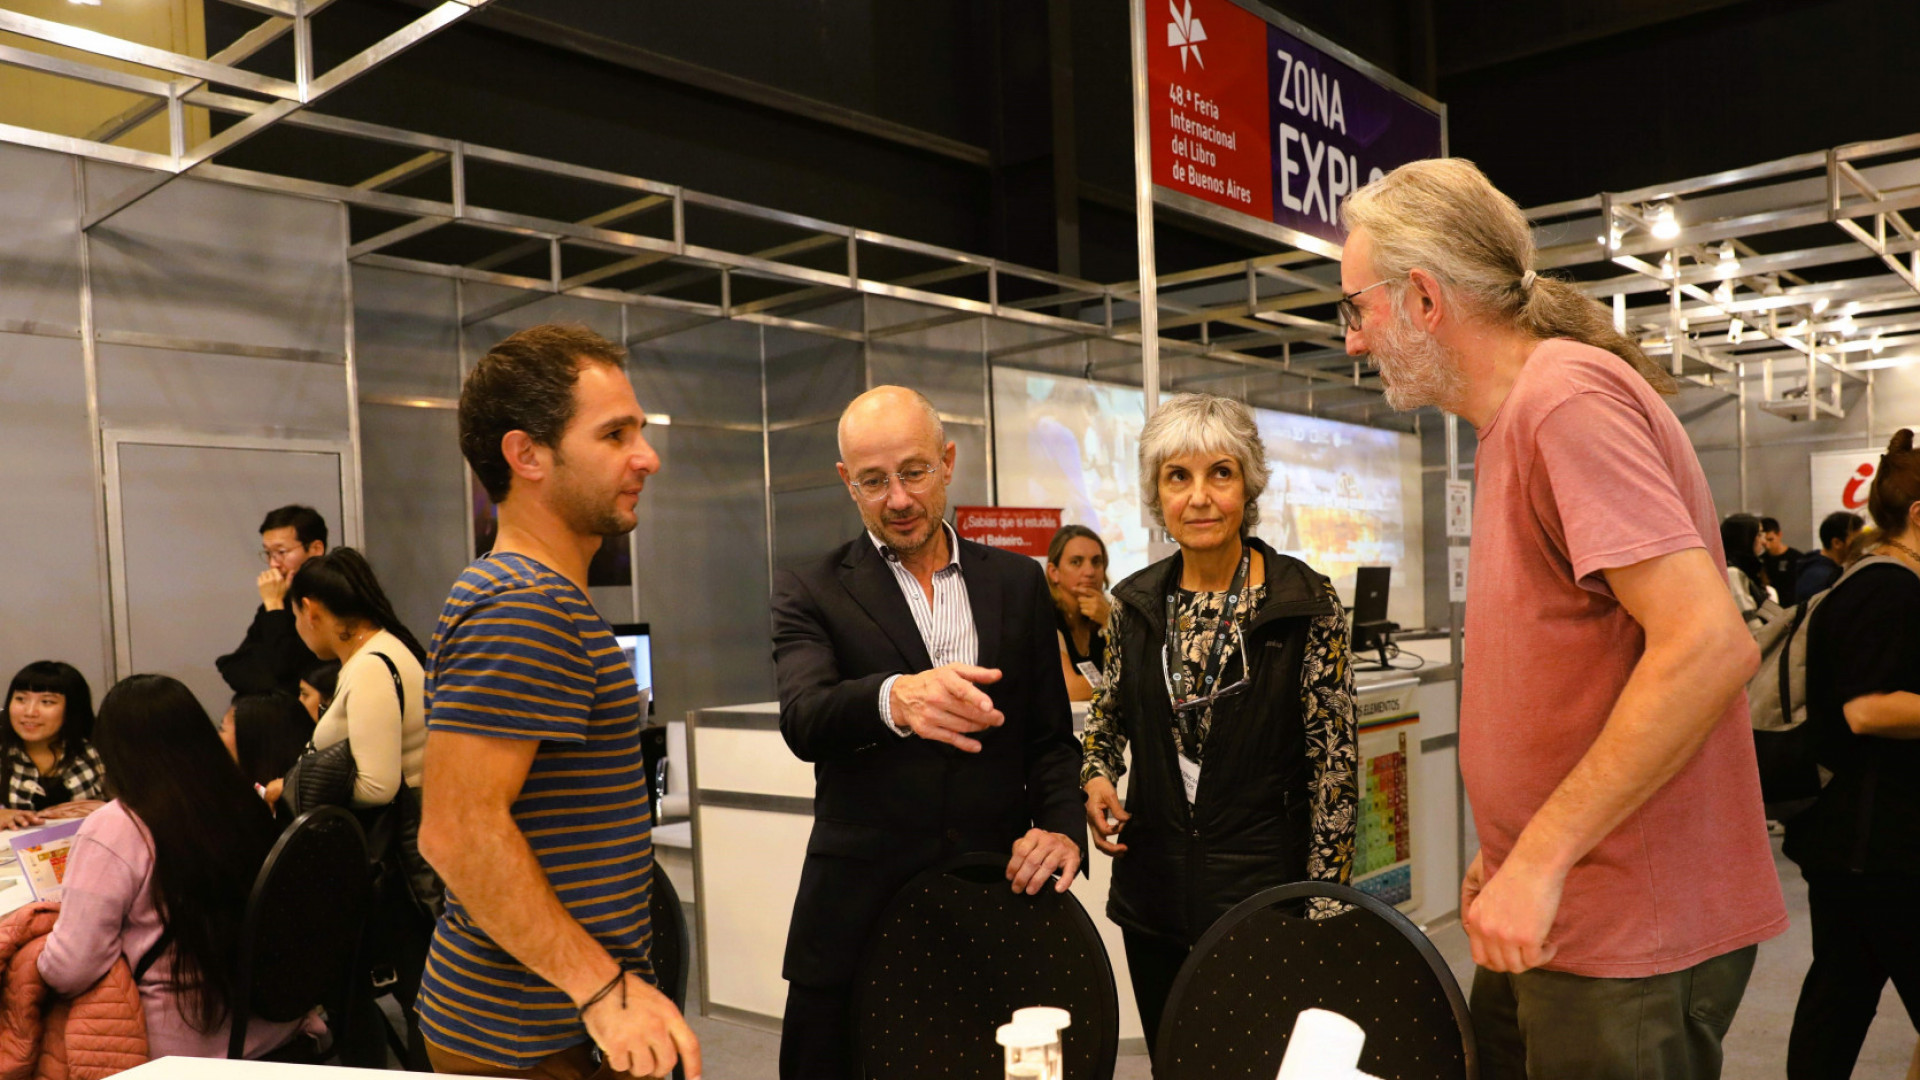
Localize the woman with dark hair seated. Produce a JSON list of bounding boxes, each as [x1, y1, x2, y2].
[[1, 660, 108, 828], [36, 674, 321, 1058], [221, 692, 313, 791], [296, 662, 339, 726]]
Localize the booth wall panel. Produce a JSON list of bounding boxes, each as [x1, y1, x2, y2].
[[630, 319, 764, 428], [353, 266, 462, 400], [85, 171, 346, 356], [633, 422, 775, 734], [95, 345, 352, 439], [0, 146, 81, 330], [0, 331, 108, 693], [772, 484, 862, 570], [767, 422, 842, 492], [465, 289, 622, 355], [764, 326, 863, 424], [359, 404, 468, 643]]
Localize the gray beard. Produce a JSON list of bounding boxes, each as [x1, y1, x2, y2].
[[1372, 302, 1465, 413]]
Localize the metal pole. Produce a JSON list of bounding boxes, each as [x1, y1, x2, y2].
[[981, 317, 997, 505], [1737, 362, 1749, 512], [340, 204, 367, 548], [72, 160, 117, 684], [1127, 0, 1159, 414], [760, 325, 775, 595]]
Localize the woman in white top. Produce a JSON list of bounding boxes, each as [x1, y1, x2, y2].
[[283, 548, 427, 808]]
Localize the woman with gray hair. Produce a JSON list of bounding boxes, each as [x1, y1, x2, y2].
[[1080, 392, 1357, 1054]]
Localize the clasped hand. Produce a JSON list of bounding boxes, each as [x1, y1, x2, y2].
[[1461, 851, 1564, 973], [888, 664, 1004, 752], [1005, 828, 1080, 894]]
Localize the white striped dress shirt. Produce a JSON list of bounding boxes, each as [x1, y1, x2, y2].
[[873, 522, 978, 734]]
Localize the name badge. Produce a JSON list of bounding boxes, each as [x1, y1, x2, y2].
[[1075, 660, 1104, 689], [1178, 754, 1201, 805]]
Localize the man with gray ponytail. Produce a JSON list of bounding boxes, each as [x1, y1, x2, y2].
[[1341, 159, 1786, 1078]]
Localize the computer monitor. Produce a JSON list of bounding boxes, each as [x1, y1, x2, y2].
[[1352, 566, 1391, 627], [1350, 567, 1397, 665], [610, 622, 654, 716]]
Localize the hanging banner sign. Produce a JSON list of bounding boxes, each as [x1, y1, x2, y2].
[[954, 507, 1063, 558], [1148, 0, 1446, 256]]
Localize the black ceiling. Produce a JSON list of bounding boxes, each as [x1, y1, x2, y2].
[[203, 0, 1914, 283]]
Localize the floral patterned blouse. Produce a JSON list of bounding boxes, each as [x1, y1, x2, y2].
[[1081, 579, 1358, 890]]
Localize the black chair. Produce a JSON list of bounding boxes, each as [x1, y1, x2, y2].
[[229, 806, 375, 1061], [1153, 882, 1475, 1080], [853, 853, 1118, 1080], [650, 862, 690, 1011]]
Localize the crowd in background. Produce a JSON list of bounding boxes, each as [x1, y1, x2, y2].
[[3, 504, 436, 1063]]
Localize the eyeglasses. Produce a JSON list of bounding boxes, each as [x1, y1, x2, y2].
[[1162, 618, 1251, 716], [850, 464, 939, 501], [1336, 278, 1399, 331], [260, 546, 302, 564]]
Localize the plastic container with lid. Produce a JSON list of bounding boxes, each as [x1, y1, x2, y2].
[[995, 1021, 1056, 1079]]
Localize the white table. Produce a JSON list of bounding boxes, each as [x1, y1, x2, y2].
[[122, 1058, 429, 1078]]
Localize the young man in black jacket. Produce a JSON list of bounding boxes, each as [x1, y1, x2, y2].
[[216, 505, 326, 695]]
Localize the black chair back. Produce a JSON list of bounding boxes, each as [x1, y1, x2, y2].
[[649, 862, 690, 1011], [854, 853, 1118, 1080], [1154, 882, 1475, 1080], [229, 806, 374, 1060]]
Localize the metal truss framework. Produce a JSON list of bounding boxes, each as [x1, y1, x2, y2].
[[2, 2, 1918, 423]]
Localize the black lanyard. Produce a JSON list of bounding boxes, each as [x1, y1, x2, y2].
[[1165, 544, 1251, 708]]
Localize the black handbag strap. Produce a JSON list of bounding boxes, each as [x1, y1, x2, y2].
[[369, 650, 405, 719], [133, 925, 174, 981]]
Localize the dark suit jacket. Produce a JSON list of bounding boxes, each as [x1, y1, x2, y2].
[[772, 532, 1087, 986]]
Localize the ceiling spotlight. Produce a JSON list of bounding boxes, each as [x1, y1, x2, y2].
[[1649, 203, 1681, 241], [1727, 318, 1744, 345], [1714, 281, 1734, 305], [1812, 297, 1830, 315], [1835, 314, 1857, 337], [1718, 244, 1737, 263], [1871, 333, 1886, 354]]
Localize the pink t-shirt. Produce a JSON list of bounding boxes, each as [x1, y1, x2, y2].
[[1461, 338, 1787, 978]]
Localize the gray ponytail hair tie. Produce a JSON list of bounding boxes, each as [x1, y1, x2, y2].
[[1520, 269, 1538, 292]]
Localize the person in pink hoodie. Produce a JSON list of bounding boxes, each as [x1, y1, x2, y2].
[[37, 673, 319, 1059]]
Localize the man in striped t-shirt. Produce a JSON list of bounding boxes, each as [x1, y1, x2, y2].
[[417, 324, 698, 1080]]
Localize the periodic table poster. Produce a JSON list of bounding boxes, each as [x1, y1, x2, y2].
[[1352, 681, 1420, 913]]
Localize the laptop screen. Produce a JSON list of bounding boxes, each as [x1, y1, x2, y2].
[[609, 622, 653, 716]]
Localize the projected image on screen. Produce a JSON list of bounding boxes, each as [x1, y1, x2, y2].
[[992, 368, 1424, 627]]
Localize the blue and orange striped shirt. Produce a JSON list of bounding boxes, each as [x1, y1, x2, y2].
[[415, 553, 655, 1068]]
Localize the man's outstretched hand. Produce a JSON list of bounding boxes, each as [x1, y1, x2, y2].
[[889, 665, 1004, 752]]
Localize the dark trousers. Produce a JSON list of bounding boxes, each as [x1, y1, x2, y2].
[[1472, 945, 1757, 1080], [781, 982, 854, 1080], [1122, 928, 1191, 1060], [1788, 873, 1920, 1079]]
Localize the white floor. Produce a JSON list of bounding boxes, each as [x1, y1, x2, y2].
[[676, 837, 1916, 1078]]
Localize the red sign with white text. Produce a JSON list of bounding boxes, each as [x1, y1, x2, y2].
[[1149, 0, 1272, 222], [954, 507, 1063, 558], [1147, 0, 1445, 250]]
